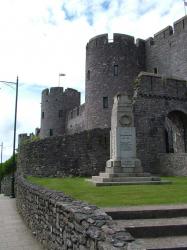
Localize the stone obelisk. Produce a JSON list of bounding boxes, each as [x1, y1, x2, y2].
[[106, 92, 142, 174]]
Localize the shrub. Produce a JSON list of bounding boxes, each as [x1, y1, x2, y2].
[[0, 155, 17, 181]]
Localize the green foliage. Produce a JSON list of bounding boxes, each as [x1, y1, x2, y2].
[[21, 135, 40, 145], [0, 155, 17, 181], [28, 176, 187, 207]]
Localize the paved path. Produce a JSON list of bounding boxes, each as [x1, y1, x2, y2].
[[0, 194, 43, 250]]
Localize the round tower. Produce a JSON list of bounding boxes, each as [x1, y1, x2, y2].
[[40, 87, 80, 138], [85, 33, 145, 130]]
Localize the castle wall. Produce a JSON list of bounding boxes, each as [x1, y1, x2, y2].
[[18, 129, 109, 177], [40, 87, 80, 138], [85, 33, 145, 130], [134, 72, 187, 173], [66, 104, 86, 134], [146, 16, 187, 79]]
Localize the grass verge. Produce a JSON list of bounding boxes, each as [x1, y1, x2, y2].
[[27, 176, 187, 207]]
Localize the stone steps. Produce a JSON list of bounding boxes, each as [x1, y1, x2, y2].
[[134, 236, 187, 250], [105, 205, 187, 249], [117, 217, 187, 238]]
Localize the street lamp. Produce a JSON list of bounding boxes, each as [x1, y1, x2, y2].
[[0, 76, 19, 198]]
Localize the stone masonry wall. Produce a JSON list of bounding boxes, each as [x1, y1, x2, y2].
[[18, 129, 110, 177], [40, 87, 80, 138], [156, 153, 187, 176], [66, 104, 86, 135], [85, 33, 145, 131], [134, 72, 187, 174], [146, 16, 187, 80], [16, 176, 135, 250]]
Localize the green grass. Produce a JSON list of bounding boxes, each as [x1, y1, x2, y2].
[[27, 176, 187, 207]]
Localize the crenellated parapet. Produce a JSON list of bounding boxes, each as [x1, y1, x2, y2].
[[18, 133, 34, 146], [146, 15, 187, 46], [66, 104, 86, 134], [87, 33, 145, 50], [134, 72, 187, 100]]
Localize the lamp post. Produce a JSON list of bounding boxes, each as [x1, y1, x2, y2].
[[0, 76, 19, 198]]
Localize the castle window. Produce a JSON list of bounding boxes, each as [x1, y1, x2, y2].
[[103, 97, 108, 109], [42, 112, 44, 119], [154, 67, 158, 74], [59, 110, 63, 118], [49, 129, 53, 136], [77, 108, 79, 116], [87, 70, 90, 80], [71, 111, 73, 118], [114, 65, 118, 76]]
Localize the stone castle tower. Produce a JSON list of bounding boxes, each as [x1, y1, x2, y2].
[[40, 87, 80, 138], [85, 34, 145, 130]]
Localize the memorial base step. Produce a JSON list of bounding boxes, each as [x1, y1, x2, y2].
[[99, 172, 152, 178], [87, 174, 170, 186], [91, 176, 160, 183]]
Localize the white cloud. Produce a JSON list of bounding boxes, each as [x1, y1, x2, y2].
[[0, 0, 185, 160]]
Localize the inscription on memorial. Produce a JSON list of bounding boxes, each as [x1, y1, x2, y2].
[[120, 134, 133, 151]]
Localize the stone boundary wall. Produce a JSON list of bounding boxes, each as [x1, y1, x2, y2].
[[156, 153, 187, 176], [18, 128, 110, 177], [16, 176, 136, 250], [0, 175, 12, 196]]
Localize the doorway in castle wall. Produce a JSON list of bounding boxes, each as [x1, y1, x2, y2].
[[165, 111, 187, 153]]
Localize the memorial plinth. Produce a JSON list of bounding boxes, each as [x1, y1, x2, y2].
[[88, 93, 166, 186]]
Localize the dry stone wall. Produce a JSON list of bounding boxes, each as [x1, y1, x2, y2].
[[16, 176, 136, 250]]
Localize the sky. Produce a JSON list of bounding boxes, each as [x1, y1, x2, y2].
[[0, 0, 186, 161]]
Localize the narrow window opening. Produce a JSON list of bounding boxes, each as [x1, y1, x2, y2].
[[154, 67, 158, 74], [49, 129, 53, 136], [59, 110, 63, 118], [77, 108, 79, 116], [104, 136, 107, 146], [114, 65, 118, 76], [103, 97, 108, 109], [87, 70, 90, 80], [71, 111, 73, 118], [165, 130, 169, 153], [42, 112, 44, 119]]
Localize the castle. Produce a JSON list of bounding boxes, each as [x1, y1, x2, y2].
[[19, 15, 187, 176]]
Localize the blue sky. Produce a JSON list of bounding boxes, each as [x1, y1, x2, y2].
[[0, 0, 185, 160]]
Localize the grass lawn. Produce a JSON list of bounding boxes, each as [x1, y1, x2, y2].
[[27, 176, 187, 207]]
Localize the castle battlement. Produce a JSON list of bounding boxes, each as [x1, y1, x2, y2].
[[136, 72, 187, 99], [18, 133, 34, 145], [42, 87, 64, 97], [42, 87, 79, 100], [146, 15, 187, 46], [86, 33, 144, 49], [67, 104, 85, 121]]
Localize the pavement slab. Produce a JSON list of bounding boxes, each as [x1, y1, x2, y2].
[[0, 194, 43, 250]]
